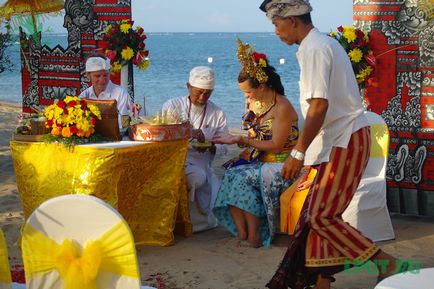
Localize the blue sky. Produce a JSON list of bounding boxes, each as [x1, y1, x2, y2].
[[33, 0, 353, 33]]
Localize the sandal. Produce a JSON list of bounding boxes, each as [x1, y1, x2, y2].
[[376, 260, 410, 284]]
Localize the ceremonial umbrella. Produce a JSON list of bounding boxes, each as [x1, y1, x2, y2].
[[0, 0, 64, 37]]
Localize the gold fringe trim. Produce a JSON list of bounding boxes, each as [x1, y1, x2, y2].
[[305, 244, 379, 267]]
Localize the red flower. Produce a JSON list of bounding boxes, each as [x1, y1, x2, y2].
[[80, 100, 87, 108], [63, 108, 69, 114], [57, 100, 66, 108], [137, 27, 144, 35], [90, 117, 97, 125], [46, 119, 53, 127], [105, 50, 117, 61], [337, 25, 343, 32], [252, 52, 267, 62], [69, 126, 78, 134], [355, 29, 364, 38], [67, 100, 77, 107]]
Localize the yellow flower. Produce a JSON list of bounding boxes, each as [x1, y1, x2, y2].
[[88, 105, 102, 119], [356, 66, 374, 83], [121, 47, 134, 61], [111, 61, 122, 72], [138, 59, 150, 71], [348, 48, 363, 63], [259, 58, 267, 67], [343, 27, 357, 43], [329, 32, 337, 37], [120, 23, 131, 34], [105, 24, 112, 33]]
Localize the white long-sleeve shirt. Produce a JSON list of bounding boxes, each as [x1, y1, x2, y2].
[[79, 80, 131, 128]]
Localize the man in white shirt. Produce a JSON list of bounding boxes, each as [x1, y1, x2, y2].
[[162, 66, 229, 232], [260, 1, 401, 289], [79, 56, 131, 128]]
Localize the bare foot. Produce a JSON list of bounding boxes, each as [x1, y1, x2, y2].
[[313, 274, 331, 289], [237, 230, 247, 241], [239, 240, 262, 248]]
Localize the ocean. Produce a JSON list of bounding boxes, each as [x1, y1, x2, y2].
[[0, 32, 300, 128]]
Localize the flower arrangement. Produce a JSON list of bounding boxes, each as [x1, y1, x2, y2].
[[43, 96, 102, 142], [328, 26, 375, 87], [101, 19, 150, 73]]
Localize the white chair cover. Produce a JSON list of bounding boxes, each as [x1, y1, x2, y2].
[[375, 268, 434, 289], [343, 111, 395, 242], [21, 194, 144, 289]]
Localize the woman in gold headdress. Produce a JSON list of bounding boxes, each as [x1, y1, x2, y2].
[[212, 39, 299, 248]]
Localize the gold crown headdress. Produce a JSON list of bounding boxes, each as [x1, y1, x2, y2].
[[236, 38, 269, 84]]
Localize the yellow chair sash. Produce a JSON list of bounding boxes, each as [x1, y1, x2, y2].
[[280, 168, 317, 235], [370, 123, 389, 158], [0, 229, 12, 283], [22, 221, 139, 289]]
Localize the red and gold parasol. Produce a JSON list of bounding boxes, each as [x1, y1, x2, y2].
[[0, 0, 64, 35]]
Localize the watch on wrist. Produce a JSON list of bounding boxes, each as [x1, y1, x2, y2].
[[290, 149, 305, 161]]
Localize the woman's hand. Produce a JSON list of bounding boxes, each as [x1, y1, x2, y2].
[[212, 134, 241, 145]]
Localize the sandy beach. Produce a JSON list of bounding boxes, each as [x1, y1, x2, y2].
[[1, 101, 434, 289]]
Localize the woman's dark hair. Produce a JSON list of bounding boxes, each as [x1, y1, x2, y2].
[[238, 63, 285, 95]]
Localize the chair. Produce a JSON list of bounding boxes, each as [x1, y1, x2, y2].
[[21, 194, 156, 289], [0, 229, 12, 289], [375, 268, 434, 289], [342, 111, 395, 242]]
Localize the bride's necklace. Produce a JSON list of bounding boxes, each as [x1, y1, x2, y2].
[[249, 91, 276, 118]]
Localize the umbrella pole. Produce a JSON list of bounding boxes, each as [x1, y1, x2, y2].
[[30, 12, 39, 43]]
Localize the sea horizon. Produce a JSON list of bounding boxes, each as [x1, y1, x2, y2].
[[0, 32, 301, 128]]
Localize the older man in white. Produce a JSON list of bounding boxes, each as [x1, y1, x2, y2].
[[163, 66, 229, 232], [79, 56, 131, 128]]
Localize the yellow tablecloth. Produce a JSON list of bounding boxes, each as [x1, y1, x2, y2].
[[10, 140, 192, 246]]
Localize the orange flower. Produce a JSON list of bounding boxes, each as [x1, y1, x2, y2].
[[83, 127, 94, 138], [61, 127, 72, 138], [51, 127, 62, 136]]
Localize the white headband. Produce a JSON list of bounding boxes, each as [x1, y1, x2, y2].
[[189, 66, 215, 90], [85, 57, 111, 72]]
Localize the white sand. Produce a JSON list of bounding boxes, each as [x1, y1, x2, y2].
[[1, 102, 434, 288]]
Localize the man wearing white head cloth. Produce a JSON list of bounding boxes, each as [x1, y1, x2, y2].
[[260, 1, 402, 289], [162, 66, 229, 233], [79, 55, 131, 128]]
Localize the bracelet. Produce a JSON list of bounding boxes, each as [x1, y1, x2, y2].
[[290, 149, 305, 161]]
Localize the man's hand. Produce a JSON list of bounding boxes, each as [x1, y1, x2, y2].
[[191, 129, 205, 142], [281, 156, 304, 180]]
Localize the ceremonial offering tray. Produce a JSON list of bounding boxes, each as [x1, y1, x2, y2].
[[191, 140, 213, 148], [128, 122, 191, 142]]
